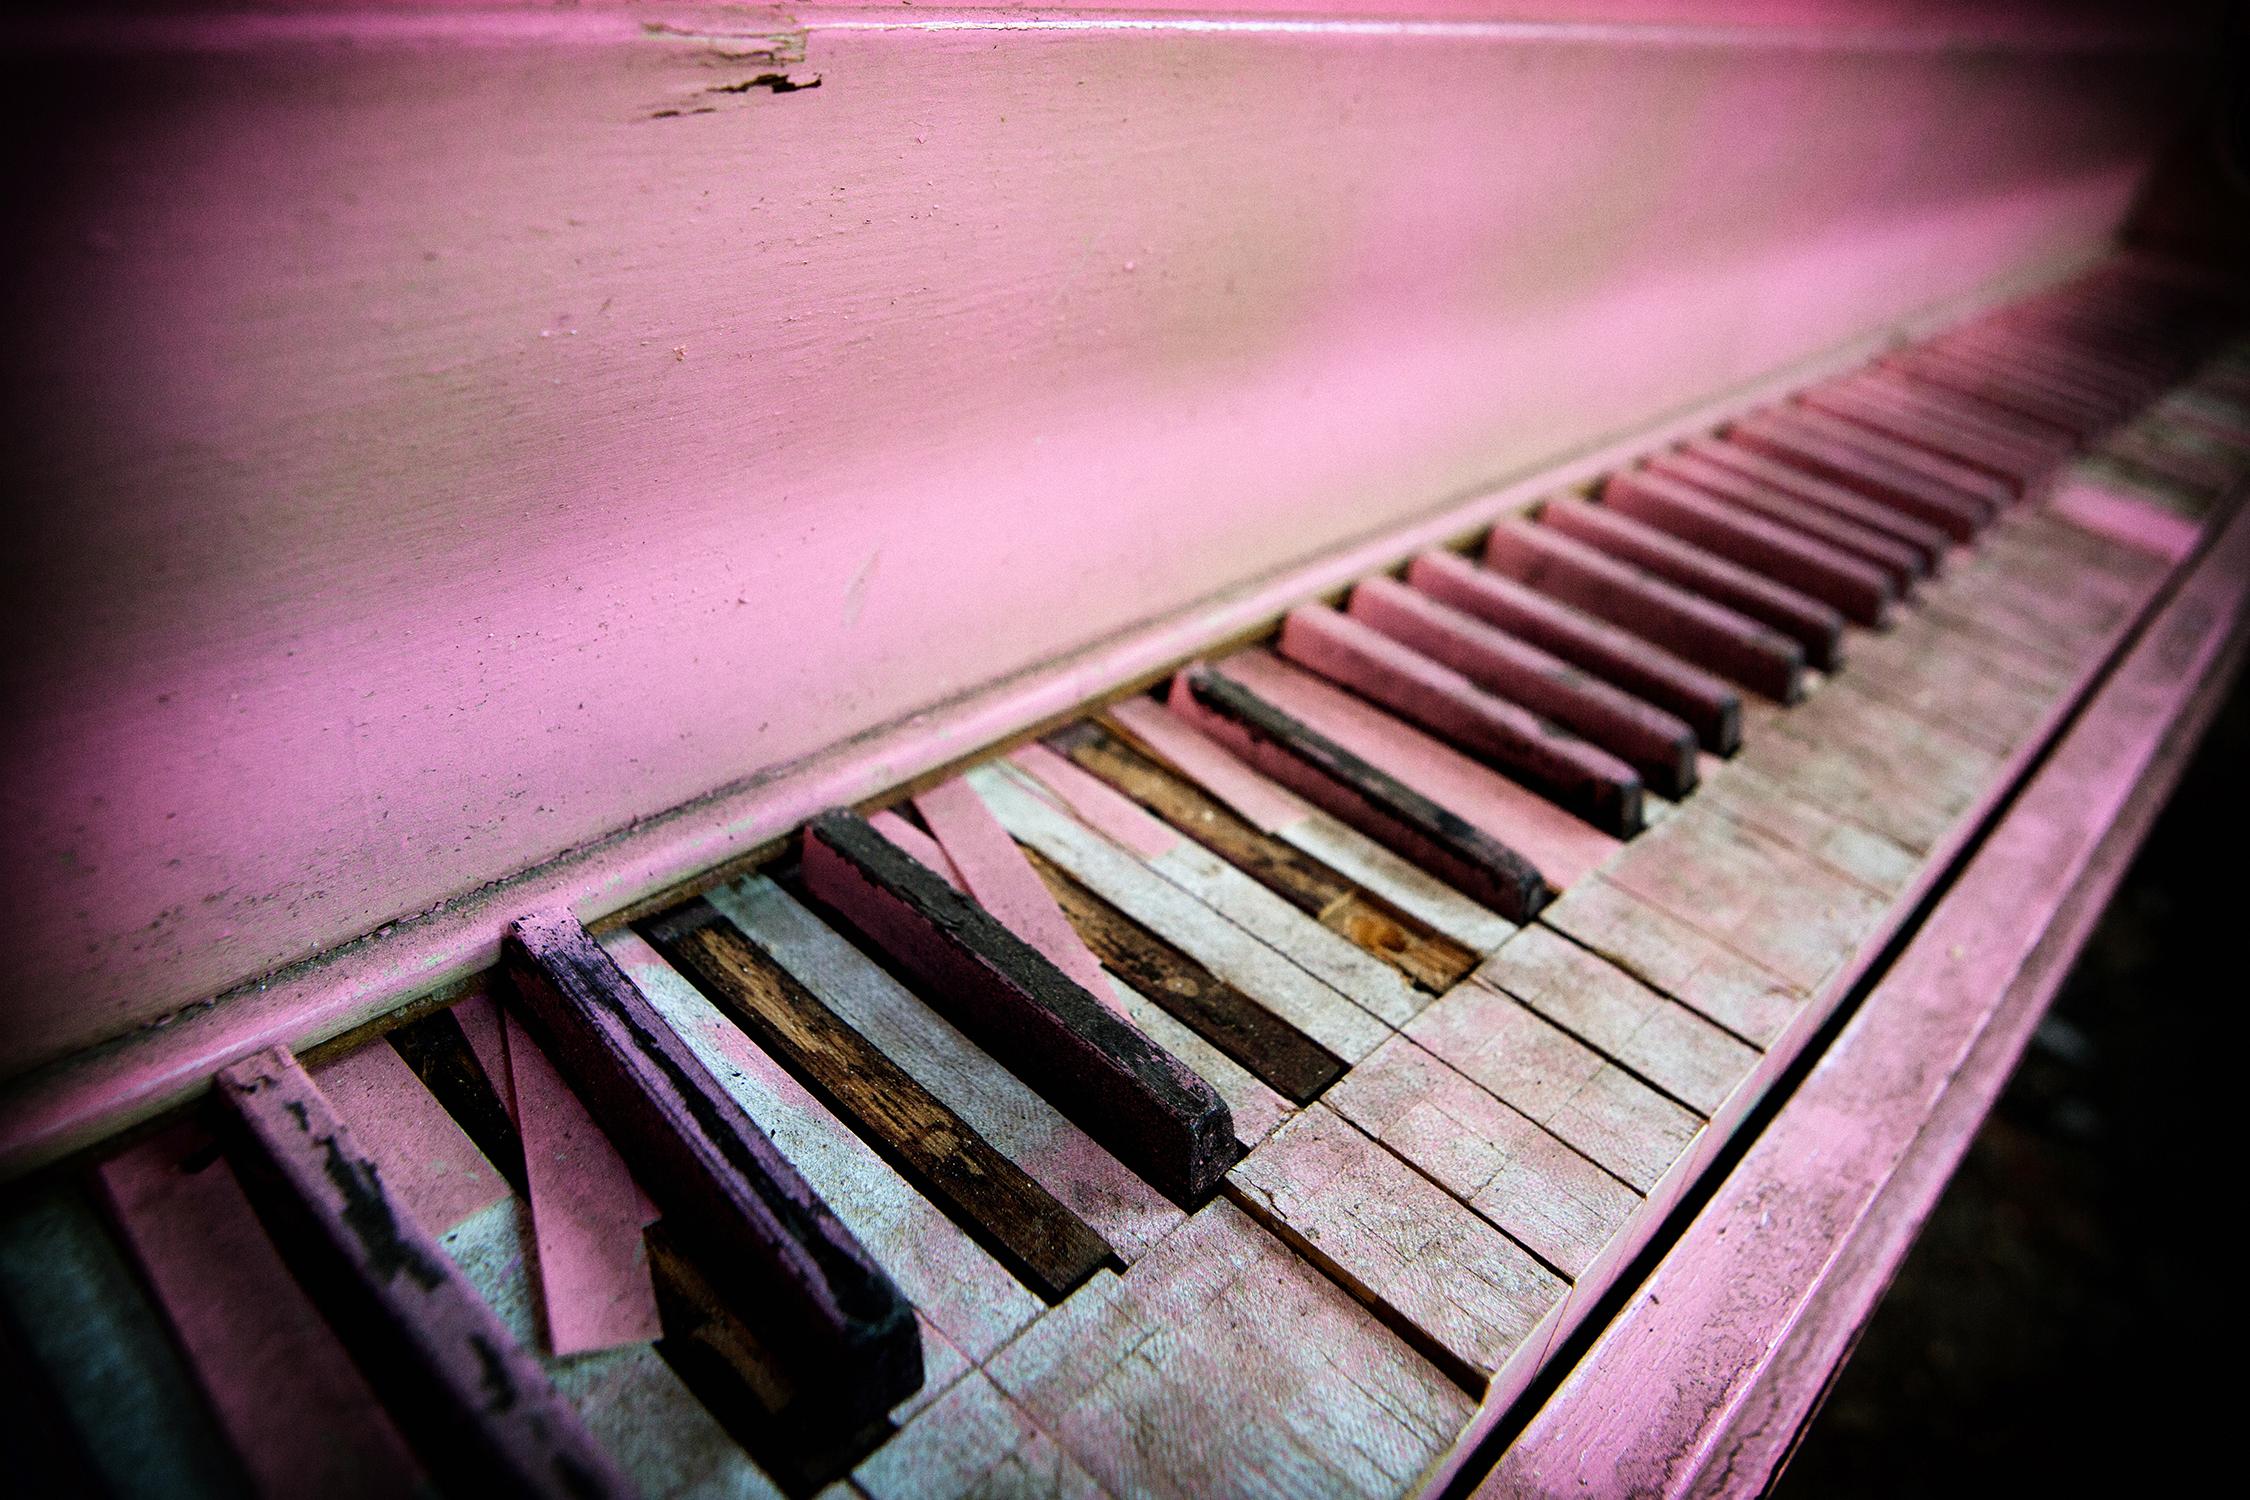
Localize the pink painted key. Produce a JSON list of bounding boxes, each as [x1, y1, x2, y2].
[[1406, 549, 1742, 753], [1767, 404, 2012, 514], [1536, 498, 1847, 671], [101, 1125, 429, 1499], [1600, 468, 1896, 627], [869, 808, 966, 889], [914, 772, 1128, 1015], [1647, 448, 1926, 591], [1347, 575, 1699, 798], [1848, 366, 2078, 458], [1800, 382, 2051, 494], [1105, 693, 1312, 835], [1673, 438, 1950, 570], [503, 1012, 663, 1356], [1276, 604, 1645, 836], [1885, 348, 2114, 438], [1726, 410, 1988, 541], [312, 1041, 513, 1235]]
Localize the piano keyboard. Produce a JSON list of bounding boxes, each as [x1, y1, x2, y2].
[[4, 260, 2245, 1500]]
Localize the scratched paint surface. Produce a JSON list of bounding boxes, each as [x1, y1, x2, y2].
[[0, 6, 2191, 1070]]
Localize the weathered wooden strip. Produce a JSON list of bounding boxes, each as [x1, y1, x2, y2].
[[1740, 680, 2003, 855], [1052, 718, 1480, 990], [1326, 1036, 1639, 1281], [1277, 811, 1518, 955], [1406, 549, 1743, 753], [1163, 660, 1552, 920], [1835, 610, 2067, 756], [708, 875, 1183, 1261], [1216, 649, 1621, 888], [1725, 411, 1989, 539], [986, 1198, 1475, 1500], [1673, 437, 1952, 566], [1349, 574, 1699, 799], [1102, 694, 1311, 834], [1002, 746, 1425, 1024], [2048, 473, 2205, 564], [212, 1046, 633, 1499], [100, 1124, 428, 1499], [1690, 760, 1920, 898], [386, 1004, 528, 1195], [1474, 926, 1759, 1116], [969, 764, 1393, 1061], [869, 809, 965, 890], [1600, 468, 1897, 626], [495, 1012, 663, 1356], [0, 1183, 252, 1499], [1538, 875, 1804, 1049], [1278, 604, 1646, 835], [913, 774, 1122, 1013], [1228, 1104, 1567, 1385], [604, 929, 1043, 1361], [312, 1037, 515, 1238], [1647, 447, 1929, 589], [1482, 517, 1807, 700], [855, 1370, 1109, 1500], [1800, 383, 2048, 492], [645, 907, 1113, 1302], [1594, 806, 1891, 997], [800, 809, 1236, 1203], [1103, 972, 1293, 1154], [1404, 980, 1701, 1193], [502, 910, 924, 1426], [1539, 497, 1851, 669], [1018, 842, 1347, 1105]]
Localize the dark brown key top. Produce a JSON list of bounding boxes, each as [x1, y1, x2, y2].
[[800, 809, 1237, 1203], [1675, 438, 1951, 568], [1345, 575, 1699, 798], [213, 1045, 634, 1500], [1726, 410, 1988, 540], [1061, 717, 1480, 989], [1599, 468, 1896, 627], [1482, 516, 1806, 699], [1406, 549, 1742, 753], [1277, 604, 1645, 835], [1646, 448, 1927, 591], [645, 905, 1115, 1300], [1170, 662, 1552, 921], [503, 911, 924, 1430]]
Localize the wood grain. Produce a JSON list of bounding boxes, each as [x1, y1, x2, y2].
[[648, 905, 1116, 1302], [503, 909, 923, 1428], [212, 1045, 632, 1499]]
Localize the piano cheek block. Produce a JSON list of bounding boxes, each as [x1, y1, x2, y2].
[[800, 809, 1238, 1204], [501, 911, 924, 1432]]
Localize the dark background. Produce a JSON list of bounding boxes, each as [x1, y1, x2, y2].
[[1774, 676, 2243, 1495]]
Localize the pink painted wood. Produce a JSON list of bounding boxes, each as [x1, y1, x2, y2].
[[1277, 604, 1645, 834], [1893, 345, 2120, 432], [1859, 362, 2089, 448], [1798, 382, 2050, 492], [502, 1012, 663, 1357], [1676, 437, 1953, 566], [1646, 448, 1928, 589], [1000, 744, 1180, 863], [1347, 575, 1700, 798], [1599, 468, 1896, 625], [2045, 475, 2205, 563], [912, 775, 1124, 1012], [1, 4, 2187, 1088], [310, 1040, 512, 1236], [1725, 413, 1990, 539], [1478, 498, 2250, 1499], [1202, 648, 1619, 889], [870, 808, 967, 890], [99, 1124, 428, 1499], [1103, 695, 1313, 836], [1483, 518, 1807, 700], [1842, 367, 2077, 460], [1759, 404, 2012, 515], [1407, 548, 1744, 753]]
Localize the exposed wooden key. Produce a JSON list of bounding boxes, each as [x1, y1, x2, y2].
[[1540, 494, 1852, 667], [800, 809, 1237, 1203], [1673, 437, 1952, 567], [1482, 518, 1806, 701], [1277, 604, 1646, 834], [1406, 549, 1742, 753], [1019, 844, 1348, 1103], [1169, 661, 1552, 921], [1646, 447, 1928, 591], [645, 905, 1115, 1300], [502, 910, 924, 1430], [1725, 410, 1990, 540], [1601, 468, 1897, 627], [1050, 719, 1479, 990], [211, 1045, 633, 1500]]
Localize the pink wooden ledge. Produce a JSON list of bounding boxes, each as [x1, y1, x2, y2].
[[1476, 495, 2250, 1499]]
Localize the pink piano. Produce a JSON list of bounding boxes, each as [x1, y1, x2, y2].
[[2, 1, 2245, 1494]]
